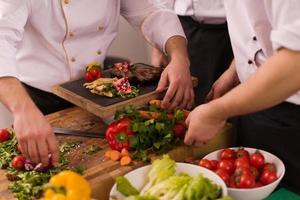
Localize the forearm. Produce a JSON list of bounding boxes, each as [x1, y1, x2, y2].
[[0, 77, 36, 115], [211, 48, 300, 119], [165, 36, 190, 66]]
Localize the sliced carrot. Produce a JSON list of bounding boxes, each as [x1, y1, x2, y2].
[[104, 150, 112, 158], [138, 111, 173, 120], [149, 99, 162, 108], [120, 156, 132, 166], [110, 150, 121, 161], [120, 148, 130, 157]]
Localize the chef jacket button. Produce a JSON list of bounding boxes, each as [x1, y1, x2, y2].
[[64, 0, 69, 4], [253, 36, 257, 41], [69, 32, 75, 37], [98, 26, 104, 31], [97, 50, 102, 55], [71, 57, 76, 62], [248, 60, 253, 64]]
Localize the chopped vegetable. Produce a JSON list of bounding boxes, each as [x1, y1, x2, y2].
[[116, 176, 139, 196], [121, 148, 130, 157], [120, 156, 132, 166], [110, 150, 122, 161], [84, 144, 102, 155], [0, 128, 11, 142], [105, 150, 113, 158]]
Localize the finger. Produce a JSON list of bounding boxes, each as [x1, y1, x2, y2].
[[28, 140, 40, 164], [47, 135, 59, 166], [20, 141, 29, 158], [184, 134, 194, 146], [161, 79, 179, 109], [169, 87, 184, 110], [37, 139, 49, 166], [194, 140, 205, 147], [205, 88, 214, 103], [156, 71, 168, 92], [187, 88, 195, 109], [179, 87, 190, 109]]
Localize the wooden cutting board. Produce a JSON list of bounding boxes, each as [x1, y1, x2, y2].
[[0, 107, 234, 200]]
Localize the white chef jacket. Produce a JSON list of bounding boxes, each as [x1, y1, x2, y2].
[[224, 0, 300, 105], [158, 0, 226, 24], [0, 0, 185, 92]]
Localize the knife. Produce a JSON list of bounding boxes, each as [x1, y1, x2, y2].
[[53, 127, 106, 138]]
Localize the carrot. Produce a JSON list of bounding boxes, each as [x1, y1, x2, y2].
[[183, 110, 190, 118], [120, 156, 132, 166], [120, 148, 130, 157], [138, 110, 173, 120], [104, 150, 112, 158], [110, 150, 121, 161], [149, 99, 162, 108]]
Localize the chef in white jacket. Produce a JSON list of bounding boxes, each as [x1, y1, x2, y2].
[[0, 0, 193, 166], [152, 0, 233, 105], [185, 0, 300, 192]]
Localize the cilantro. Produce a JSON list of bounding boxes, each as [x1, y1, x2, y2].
[[84, 145, 102, 155]]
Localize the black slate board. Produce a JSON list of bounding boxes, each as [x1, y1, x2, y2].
[[60, 72, 158, 107]]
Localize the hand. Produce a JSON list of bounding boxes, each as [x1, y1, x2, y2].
[[184, 103, 226, 146], [156, 56, 194, 110], [13, 104, 59, 166], [151, 48, 169, 67], [205, 63, 239, 102]]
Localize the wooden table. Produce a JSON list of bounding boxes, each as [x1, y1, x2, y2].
[[0, 107, 234, 200]]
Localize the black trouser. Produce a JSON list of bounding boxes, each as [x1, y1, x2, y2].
[[23, 84, 73, 115], [236, 102, 300, 194], [179, 16, 233, 105]]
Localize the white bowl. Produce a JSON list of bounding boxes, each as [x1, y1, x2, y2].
[[203, 147, 285, 200], [110, 162, 228, 199]]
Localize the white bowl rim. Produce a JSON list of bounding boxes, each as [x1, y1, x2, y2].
[[203, 146, 286, 192]]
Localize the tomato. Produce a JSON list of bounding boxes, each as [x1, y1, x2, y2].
[[249, 166, 260, 181], [90, 69, 101, 79], [218, 159, 235, 174], [229, 175, 237, 188], [11, 155, 26, 170], [255, 181, 263, 188], [237, 148, 250, 159], [234, 166, 250, 177], [84, 71, 94, 82], [0, 128, 10, 142], [220, 148, 236, 160], [260, 170, 277, 185], [199, 159, 213, 170], [263, 163, 277, 172], [210, 160, 219, 170], [238, 172, 256, 188], [216, 169, 230, 186], [234, 157, 250, 168], [172, 122, 186, 139], [250, 151, 265, 168]]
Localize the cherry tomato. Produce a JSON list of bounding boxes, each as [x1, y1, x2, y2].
[[216, 169, 230, 186], [84, 71, 94, 82], [0, 128, 10, 142], [218, 159, 235, 174], [229, 175, 237, 188], [249, 166, 260, 181], [234, 157, 250, 168], [255, 181, 263, 188], [237, 148, 250, 159], [220, 148, 236, 160], [260, 170, 277, 185], [172, 122, 186, 139], [210, 160, 219, 170], [11, 155, 26, 170], [199, 159, 213, 170], [90, 69, 102, 79], [234, 166, 250, 177], [263, 163, 277, 172], [250, 151, 265, 168], [238, 172, 256, 188]]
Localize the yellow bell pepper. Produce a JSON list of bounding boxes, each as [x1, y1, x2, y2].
[[43, 170, 91, 200]]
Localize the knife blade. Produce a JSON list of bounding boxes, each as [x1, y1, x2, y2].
[[53, 127, 106, 138]]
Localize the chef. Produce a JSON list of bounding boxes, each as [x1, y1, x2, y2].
[[0, 0, 193, 166], [185, 0, 300, 192], [152, 0, 234, 105]]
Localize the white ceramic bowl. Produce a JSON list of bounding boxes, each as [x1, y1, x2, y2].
[[110, 162, 228, 199], [203, 147, 285, 200]]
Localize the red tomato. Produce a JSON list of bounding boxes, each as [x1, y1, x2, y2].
[[216, 169, 230, 186], [199, 159, 213, 170], [210, 160, 219, 170], [234, 157, 250, 168], [260, 170, 277, 185], [218, 159, 235, 174], [220, 148, 236, 160], [255, 181, 263, 188], [263, 163, 277, 172], [237, 148, 250, 159], [229, 175, 237, 188], [90, 69, 102, 79], [249, 166, 260, 181], [172, 122, 186, 139], [238, 172, 256, 188], [11, 155, 26, 170], [84, 71, 94, 82], [250, 151, 265, 168], [0, 129, 10, 142]]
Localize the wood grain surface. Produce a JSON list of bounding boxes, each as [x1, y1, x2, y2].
[[0, 107, 234, 200]]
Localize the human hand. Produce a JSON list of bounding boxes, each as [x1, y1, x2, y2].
[[156, 55, 194, 110], [13, 104, 59, 166], [151, 48, 169, 67], [184, 103, 226, 146], [205, 62, 239, 102]]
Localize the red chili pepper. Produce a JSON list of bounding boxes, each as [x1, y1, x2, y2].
[[105, 118, 134, 151]]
